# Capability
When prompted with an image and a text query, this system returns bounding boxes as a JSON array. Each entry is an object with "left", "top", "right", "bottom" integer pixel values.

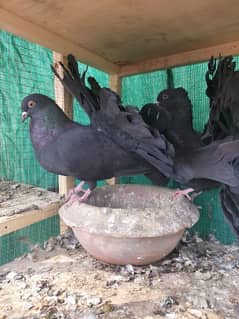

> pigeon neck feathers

[
  {"left": 29, "top": 100, "right": 72, "bottom": 149},
  {"left": 157, "top": 88, "right": 200, "bottom": 148}
]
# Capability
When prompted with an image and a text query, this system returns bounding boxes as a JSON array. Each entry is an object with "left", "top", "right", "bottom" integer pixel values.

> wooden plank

[
  {"left": 0, "top": 203, "right": 61, "bottom": 236},
  {"left": 0, "top": 7, "right": 119, "bottom": 74},
  {"left": 53, "top": 52, "right": 75, "bottom": 234},
  {"left": 3, "top": 1, "right": 239, "bottom": 67},
  {"left": 106, "top": 74, "right": 122, "bottom": 186},
  {"left": 119, "top": 40, "right": 239, "bottom": 77},
  {"left": 53, "top": 53, "right": 74, "bottom": 118}
]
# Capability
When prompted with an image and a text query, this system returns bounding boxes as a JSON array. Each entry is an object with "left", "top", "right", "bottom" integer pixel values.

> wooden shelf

[
  {"left": 1, "top": 1, "right": 239, "bottom": 75},
  {"left": 0, "top": 202, "right": 61, "bottom": 236}
]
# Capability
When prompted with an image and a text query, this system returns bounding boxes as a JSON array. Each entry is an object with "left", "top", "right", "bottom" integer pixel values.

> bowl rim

[
  {"left": 59, "top": 206, "right": 195, "bottom": 239},
  {"left": 59, "top": 184, "right": 199, "bottom": 238}
]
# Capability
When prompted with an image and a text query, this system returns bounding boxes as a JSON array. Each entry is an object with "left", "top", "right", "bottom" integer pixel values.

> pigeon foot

[
  {"left": 65, "top": 181, "right": 91, "bottom": 205},
  {"left": 173, "top": 188, "right": 195, "bottom": 201}
]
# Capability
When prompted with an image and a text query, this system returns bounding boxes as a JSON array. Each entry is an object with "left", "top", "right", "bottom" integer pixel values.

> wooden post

[
  {"left": 53, "top": 52, "right": 75, "bottom": 233},
  {"left": 106, "top": 74, "right": 122, "bottom": 185},
  {"left": 109, "top": 74, "right": 122, "bottom": 95}
]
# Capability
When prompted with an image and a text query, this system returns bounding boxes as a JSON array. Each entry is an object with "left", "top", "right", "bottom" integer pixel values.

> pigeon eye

[
  {"left": 162, "top": 94, "right": 168, "bottom": 100},
  {"left": 28, "top": 100, "right": 36, "bottom": 108}
]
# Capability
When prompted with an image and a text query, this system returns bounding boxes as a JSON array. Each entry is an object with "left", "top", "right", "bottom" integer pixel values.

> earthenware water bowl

[{"left": 59, "top": 184, "right": 199, "bottom": 265}]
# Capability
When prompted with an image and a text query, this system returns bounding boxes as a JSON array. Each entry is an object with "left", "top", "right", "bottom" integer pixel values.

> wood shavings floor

[{"left": 0, "top": 231, "right": 238, "bottom": 319}]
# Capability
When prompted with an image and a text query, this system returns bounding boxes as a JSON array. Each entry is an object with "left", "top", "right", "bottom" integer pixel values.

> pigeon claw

[
  {"left": 64, "top": 181, "right": 91, "bottom": 206},
  {"left": 65, "top": 189, "right": 92, "bottom": 207},
  {"left": 173, "top": 188, "right": 195, "bottom": 201},
  {"left": 65, "top": 181, "right": 85, "bottom": 202}
]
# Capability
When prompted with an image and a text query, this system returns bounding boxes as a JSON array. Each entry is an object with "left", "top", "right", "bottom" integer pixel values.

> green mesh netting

[
  {"left": 0, "top": 29, "right": 237, "bottom": 267},
  {"left": 0, "top": 30, "right": 57, "bottom": 189},
  {"left": 0, "top": 216, "right": 59, "bottom": 266}
]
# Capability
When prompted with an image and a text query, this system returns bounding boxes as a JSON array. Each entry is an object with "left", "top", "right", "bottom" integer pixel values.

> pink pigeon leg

[
  {"left": 65, "top": 181, "right": 86, "bottom": 202},
  {"left": 66, "top": 188, "right": 92, "bottom": 206}
]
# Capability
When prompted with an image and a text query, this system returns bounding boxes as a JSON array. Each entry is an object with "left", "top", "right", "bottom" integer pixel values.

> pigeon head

[
  {"left": 21, "top": 94, "right": 56, "bottom": 122},
  {"left": 157, "top": 88, "right": 189, "bottom": 107},
  {"left": 21, "top": 93, "right": 70, "bottom": 149},
  {"left": 156, "top": 88, "right": 194, "bottom": 133},
  {"left": 157, "top": 88, "right": 192, "bottom": 118},
  {"left": 140, "top": 103, "right": 171, "bottom": 132}
]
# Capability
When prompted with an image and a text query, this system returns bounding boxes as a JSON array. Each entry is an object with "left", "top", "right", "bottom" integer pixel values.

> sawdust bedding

[{"left": 0, "top": 231, "right": 238, "bottom": 319}]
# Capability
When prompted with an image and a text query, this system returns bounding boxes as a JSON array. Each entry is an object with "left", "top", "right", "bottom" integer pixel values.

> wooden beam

[
  {"left": 106, "top": 74, "right": 122, "bottom": 186},
  {"left": 0, "top": 7, "right": 119, "bottom": 74},
  {"left": 53, "top": 52, "right": 75, "bottom": 195},
  {"left": 119, "top": 40, "right": 239, "bottom": 77},
  {"left": 0, "top": 203, "right": 61, "bottom": 236},
  {"left": 53, "top": 52, "right": 75, "bottom": 233},
  {"left": 53, "top": 52, "right": 75, "bottom": 197},
  {"left": 109, "top": 74, "right": 122, "bottom": 94}
]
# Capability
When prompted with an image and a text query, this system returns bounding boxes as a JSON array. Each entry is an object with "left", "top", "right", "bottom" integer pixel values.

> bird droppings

[
  {"left": 0, "top": 230, "right": 238, "bottom": 319},
  {"left": 0, "top": 180, "right": 60, "bottom": 217}
]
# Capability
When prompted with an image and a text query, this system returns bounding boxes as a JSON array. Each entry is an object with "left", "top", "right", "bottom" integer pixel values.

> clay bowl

[{"left": 59, "top": 184, "right": 199, "bottom": 265}]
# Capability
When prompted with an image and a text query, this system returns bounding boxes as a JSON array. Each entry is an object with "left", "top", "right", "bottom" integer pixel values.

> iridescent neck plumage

[{"left": 29, "top": 106, "right": 70, "bottom": 148}]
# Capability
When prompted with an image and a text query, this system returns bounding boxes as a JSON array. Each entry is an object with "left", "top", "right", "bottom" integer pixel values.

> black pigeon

[
  {"left": 203, "top": 55, "right": 239, "bottom": 237},
  {"left": 202, "top": 55, "right": 238, "bottom": 142},
  {"left": 139, "top": 103, "right": 171, "bottom": 134},
  {"left": 21, "top": 92, "right": 175, "bottom": 202},
  {"left": 141, "top": 88, "right": 202, "bottom": 150},
  {"left": 145, "top": 61, "right": 239, "bottom": 238},
  {"left": 155, "top": 88, "right": 236, "bottom": 195},
  {"left": 140, "top": 88, "right": 219, "bottom": 192}
]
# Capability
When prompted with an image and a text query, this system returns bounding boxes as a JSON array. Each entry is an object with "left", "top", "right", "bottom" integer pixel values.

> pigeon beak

[{"left": 21, "top": 111, "right": 29, "bottom": 122}]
